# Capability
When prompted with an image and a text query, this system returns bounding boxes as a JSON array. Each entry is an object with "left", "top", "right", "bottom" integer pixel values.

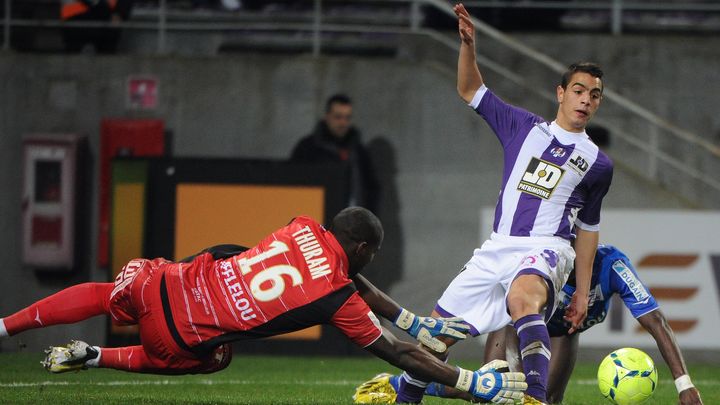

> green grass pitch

[{"left": 0, "top": 352, "right": 717, "bottom": 404}]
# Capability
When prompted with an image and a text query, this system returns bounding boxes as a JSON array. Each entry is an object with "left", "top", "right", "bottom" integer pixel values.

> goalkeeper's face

[{"left": 350, "top": 241, "right": 381, "bottom": 276}]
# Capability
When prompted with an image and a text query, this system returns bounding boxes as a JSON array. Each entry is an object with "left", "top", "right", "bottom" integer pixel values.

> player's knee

[
  {"left": 506, "top": 294, "right": 540, "bottom": 319},
  {"left": 507, "top": 277, "right": 548, "bottom": 318},
  {"left": 198, "top": 344, "right": 233, "bottom": 374},
  {"left": 213, "top": 344, "right": 233, "bottom": 371}
]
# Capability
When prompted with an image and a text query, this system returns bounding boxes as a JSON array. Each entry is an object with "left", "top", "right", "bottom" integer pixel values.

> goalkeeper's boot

[
  {"left": 41, "top": 340, "right": 99, "bottom": 373},
  {"left": 522, "top": 394, "right": 548, "bottom": 405},
  {"left": 353, "top": 373, "right": 398, "bottom": 404}
]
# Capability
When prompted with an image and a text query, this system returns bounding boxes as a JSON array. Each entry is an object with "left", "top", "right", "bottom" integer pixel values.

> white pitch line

[
  {"left": 0, "top": 379, "right": 358, "bottom": 388},
  {"left": 3, "top": 378, "right": 718, "bottom": 389},
  {"left": 575, "top": 379, "right": 720, "bottom": 386}
]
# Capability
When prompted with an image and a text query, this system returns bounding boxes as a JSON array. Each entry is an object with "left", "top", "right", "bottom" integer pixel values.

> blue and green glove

[{"left": 456, "top": 360, "right": 527, "bottom": 404}]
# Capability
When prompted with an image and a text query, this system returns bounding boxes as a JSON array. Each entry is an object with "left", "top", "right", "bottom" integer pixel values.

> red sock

[
  {"left": 99, "top": 345, "right": 232, "bottom": 375},
  {"left": 99, "top": 346, "right": 158, "bottom": 373},
  {"left": 3, "top": 283, "right": 113, "bottom": 336}
]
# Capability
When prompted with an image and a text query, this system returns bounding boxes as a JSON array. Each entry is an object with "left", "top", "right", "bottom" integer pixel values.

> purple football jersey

[{"left": 470, "top": 86, "right": 613, "bottom": 240}]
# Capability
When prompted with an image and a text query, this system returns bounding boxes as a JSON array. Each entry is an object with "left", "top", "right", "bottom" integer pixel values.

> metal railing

[
  {"left": 462, "top": 0, "right": 720, "bottom": 34},
  {"left": 425, "top": 0, "right": 720, "bottom": 194},
  {"left": 2, "top": 0, "right": 719, "bottom": 205},
  {"left": 6, "top": 0, "right": 720, "bottom": 51},
  {"left": 5, "top": 0, "right": 720, "bottom": 49}
]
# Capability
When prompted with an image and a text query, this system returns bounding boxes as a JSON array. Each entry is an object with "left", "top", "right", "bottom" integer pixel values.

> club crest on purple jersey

[{"left": 550, "top": 147, "right": 566, "bottom": 158}]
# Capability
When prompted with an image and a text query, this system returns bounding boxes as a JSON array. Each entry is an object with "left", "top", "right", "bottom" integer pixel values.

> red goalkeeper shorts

[{"left": 108, "top": 258, "right": 232, "bottom": 374}]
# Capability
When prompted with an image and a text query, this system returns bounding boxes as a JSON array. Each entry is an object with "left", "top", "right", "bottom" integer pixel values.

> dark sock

[
  {"left": 514, "top": 314, "right": 551, "bottom": 402},
  {"left": 395, "top": 371, "right": 428, "bottom": 403}
]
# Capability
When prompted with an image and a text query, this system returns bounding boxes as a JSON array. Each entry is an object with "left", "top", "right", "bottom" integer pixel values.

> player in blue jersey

[
  {"left": 355, "top": 4, "right": 613, "bottom": 405},
  {"left": 355, "top": 245, "right": 703, "bottom": 405},
  {"left": 491, "top": 244, "right": 703, "bottom": 405}
]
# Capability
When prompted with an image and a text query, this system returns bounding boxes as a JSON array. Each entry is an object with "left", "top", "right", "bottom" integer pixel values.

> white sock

[
  {"left": 85, "top": 346, "right": 102, "bottom": 368},
  {"left": 0, "top": 318, "right": 8, "bottom": 337}
]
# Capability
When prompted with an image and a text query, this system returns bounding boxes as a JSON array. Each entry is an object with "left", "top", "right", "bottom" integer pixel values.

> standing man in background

[{"left": 291, "top": 94, "right": 381, "bottom": 214}]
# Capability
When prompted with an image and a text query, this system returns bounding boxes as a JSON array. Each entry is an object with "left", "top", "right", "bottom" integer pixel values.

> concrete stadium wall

[{"left": 0, "top": 32, "right": 716, "bottom": 360}]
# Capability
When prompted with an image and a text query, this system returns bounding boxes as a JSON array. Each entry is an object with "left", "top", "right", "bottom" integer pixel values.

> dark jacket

[{"left": 290, "top": 121, "right": 380, "bottom": 213}]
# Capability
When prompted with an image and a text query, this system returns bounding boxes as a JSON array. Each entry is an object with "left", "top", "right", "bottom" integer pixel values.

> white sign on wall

[{"left": 480, "top": 208, "right": 720, "bottom": 349}]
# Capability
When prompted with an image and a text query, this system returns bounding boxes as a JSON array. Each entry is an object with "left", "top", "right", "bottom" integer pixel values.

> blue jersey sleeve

[{"left": 608, "top": 256, "right": 659, "bottom": 318}]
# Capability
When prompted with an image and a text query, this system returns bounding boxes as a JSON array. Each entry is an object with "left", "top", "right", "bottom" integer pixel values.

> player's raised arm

[
  {"left": 454, "top": 3, "right": 484, "bottom": 103},
  {"left": 353, "top": 274, "right": 470, "bottom": 353},
  {"left": 564, "top": 228, "right": 598, "bottom": 333},
  {"left": 637, "top": 310, "right": 703, "bottom": 404}
]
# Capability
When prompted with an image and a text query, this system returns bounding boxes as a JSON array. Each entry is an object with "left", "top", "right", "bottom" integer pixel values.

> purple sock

[
  {"left": 395, "top": 371, "right": 428, "bottom": 403},
  {"left": 514, "top": 314, "right": 551, "bottom": 403}
]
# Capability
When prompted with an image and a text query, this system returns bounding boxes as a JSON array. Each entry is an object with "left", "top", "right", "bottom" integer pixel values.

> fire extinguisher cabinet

[{"left": 22, "top": 133, "right": 86, "bottom": 270}]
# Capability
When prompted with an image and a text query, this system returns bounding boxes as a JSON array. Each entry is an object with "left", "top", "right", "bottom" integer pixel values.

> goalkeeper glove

[
  {"left": 455, "top": 360, "right": 527, "bottom": 404},
  {"left": 393, "top": 308, "right": 471, "bottom": 353}
]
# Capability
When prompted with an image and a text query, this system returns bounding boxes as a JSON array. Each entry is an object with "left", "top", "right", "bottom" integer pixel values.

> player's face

[
  {"left": 359, "top": 242, "right": 379, "bottom": 267},
  {"left": 349, "top": 241, "right": 380, "bottom": 276},
  {"left": 556, "top": 72, "right": 603, "bottom": 132},
  {"left": 324, "top": 103, "right": 353, "bottom": 138}
]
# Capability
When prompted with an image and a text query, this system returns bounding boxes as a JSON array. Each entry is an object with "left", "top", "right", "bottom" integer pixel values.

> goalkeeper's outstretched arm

[
  {"left": 365, "top": 330, "right": 527, "bottom": 404},
  {"left": 353, "top": 274, "right": 471, "bottom": 353},
  {"left": 352, "top": 274, "right": 401, "bottom": 320}
]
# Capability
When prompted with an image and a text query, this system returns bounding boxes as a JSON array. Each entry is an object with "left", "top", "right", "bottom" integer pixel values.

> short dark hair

[
  {"left": 329, "top": 207, "right": 383, "bottom": 248},
  {"left": 325, "top": 93, "right": 352, "bottom": 113},
  {"left": 560, "top": 62, "right": 604, "bottom": 92}
]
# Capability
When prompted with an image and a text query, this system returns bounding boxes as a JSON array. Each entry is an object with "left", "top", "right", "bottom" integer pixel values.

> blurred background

[{"left": 1, "top": 0, "right": 719, "bottom": 362}]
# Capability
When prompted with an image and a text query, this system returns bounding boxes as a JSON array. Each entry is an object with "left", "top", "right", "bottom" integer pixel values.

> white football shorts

[{"left": 435, "top": 232, "right": 575, "bottom": 336}]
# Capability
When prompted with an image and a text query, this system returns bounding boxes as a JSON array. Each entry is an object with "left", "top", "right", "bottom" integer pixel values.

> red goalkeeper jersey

[{"left": 161, "top": 216, "right": 382, "bottom": 354}]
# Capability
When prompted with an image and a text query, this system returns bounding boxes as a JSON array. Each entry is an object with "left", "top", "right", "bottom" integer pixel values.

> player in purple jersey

[
  {"left": 357, "top": 245, "right": 703, "bottom": 404},
  {"left": 355, "top": 4, "right": 613, "bottom": 405}
]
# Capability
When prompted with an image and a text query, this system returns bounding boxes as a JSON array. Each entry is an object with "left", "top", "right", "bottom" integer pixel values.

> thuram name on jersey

[{"left": 292, "top": 225, "right": 332, "bottom": 280}]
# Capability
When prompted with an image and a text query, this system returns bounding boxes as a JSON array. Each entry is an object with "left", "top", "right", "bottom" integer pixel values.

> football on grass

[{"left": 597, "top": 347, "right": 658, "bottom": 405}]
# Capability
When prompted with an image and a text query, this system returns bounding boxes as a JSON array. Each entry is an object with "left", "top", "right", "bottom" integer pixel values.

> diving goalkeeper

[{"left": 1, "top": 207, "right": 526, "bottom": 404}]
